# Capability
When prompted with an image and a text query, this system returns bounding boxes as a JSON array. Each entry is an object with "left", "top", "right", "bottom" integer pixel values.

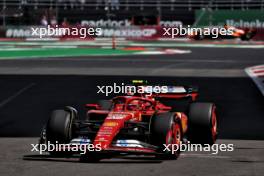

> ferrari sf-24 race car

[
  {"left": 190, "top": 25, "right": 257, "bottom": 41},
  {"left": 39, "top": 81, "right": 218, "bottom": 162}
]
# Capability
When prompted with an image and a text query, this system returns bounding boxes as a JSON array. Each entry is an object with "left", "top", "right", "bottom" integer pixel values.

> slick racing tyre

[
  {"left": 188, "top": 103, "right": 217, "bottom": 145},
  {"left": 151, "top": 112, "right": 182, "bottom": 160},
  {"left": 46, "top": 109, "right": 75, "bottom": 156}
]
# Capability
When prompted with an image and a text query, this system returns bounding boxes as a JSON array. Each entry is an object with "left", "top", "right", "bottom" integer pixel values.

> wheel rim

[
  {"left": 211, "top": 106, "right": 217, "bottom": 142},
  {"left": 166, "top": 123, "right": 181, "bottom": 147}
]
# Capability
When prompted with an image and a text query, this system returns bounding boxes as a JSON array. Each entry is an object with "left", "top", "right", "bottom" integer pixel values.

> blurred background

[{"left": 0, "top": 0, "right": 264, "bottom": 40}]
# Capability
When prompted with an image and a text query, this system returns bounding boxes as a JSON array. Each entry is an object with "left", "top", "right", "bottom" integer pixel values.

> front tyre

[
  {"left": 151, "top": 112, "right": 182, "bottom": 160},
  {"left": 46, "top": 109, "right": 75, "bottom": 156},
  {"left": 188, "top": 103, "right": 217, "bottom": 145}
]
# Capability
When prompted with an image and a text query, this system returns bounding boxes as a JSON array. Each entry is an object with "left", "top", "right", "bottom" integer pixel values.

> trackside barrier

[{"left": 1, "top": 26, "right": 264, "bottom": 41}]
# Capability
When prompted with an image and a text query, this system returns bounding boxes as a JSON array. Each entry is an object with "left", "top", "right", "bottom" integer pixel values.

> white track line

[{"left": 0, "top": 83, "right": 35, "bottom": 108}]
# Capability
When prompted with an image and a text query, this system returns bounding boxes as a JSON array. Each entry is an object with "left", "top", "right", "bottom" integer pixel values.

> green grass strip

[{"left": 0, "top": 48, "right": 137, "bottom": 59}]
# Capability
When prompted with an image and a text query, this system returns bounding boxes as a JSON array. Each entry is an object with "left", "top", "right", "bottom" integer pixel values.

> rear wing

[
  {"left": 129, "top": 80, "right": 199, "bottom": 101},
  {"left": 140, "top": 85, "right": 199, "bottom": 101}
]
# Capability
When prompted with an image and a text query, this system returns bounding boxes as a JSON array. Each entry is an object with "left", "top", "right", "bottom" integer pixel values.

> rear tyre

[
  {"left": 151, "top": 112, "right": 182, "bottom": 160},
  {"left": 46, "top": 109, "right": 75, "bottom": 156},
  {"left": 188, "top": 103, "right": 217, "bottom": 145}
]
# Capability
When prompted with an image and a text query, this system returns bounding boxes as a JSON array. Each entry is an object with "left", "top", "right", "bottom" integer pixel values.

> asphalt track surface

[
  {"left": 0, "top": 47, "right": 263, "bottom": 77},
  {"left": 0, "top": 47, "right": 263, "bottom": 176}
]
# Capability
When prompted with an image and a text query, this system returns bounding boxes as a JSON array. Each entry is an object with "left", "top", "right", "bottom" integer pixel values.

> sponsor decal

[
  {"left": 166, "top": 86, "right": 186, "bottom": 93},
  {"left": 108, "top": 113, "right": 126, "bottom": 119},
  {"left": 226, "top": 19, "right": 264, "bottom": 28},
  {"left": 4, "top": 26, "right": 158, "bottom": 39},
  {"left": 82, "top": 19, "right": 131, "bottom": 27},
  {"left": 114, "top": 140, "right": 143, "bottom": 148},
  {"left": 70, "top": 138, "right": 90, "bottom": 144},
  {"left": 81, "top": 19, "right": 182, "bottom": 27},
  {"left": 5, "top": 26, "right": 101, "bottom": 38},
  {"left": 104, "top": 121, "right": 119, "bottom": 126},
  {"left": 100, "top": 28, "right": 156, "bottom": 37},
  {"left": 6, "top": 28, "right": 33, "bottom": 38},
  {"left": 80, "top": 138, "right": 90, "bottom": 144},
  {"left": 159, "top": 20, "right": 183, "bottom": 27}
]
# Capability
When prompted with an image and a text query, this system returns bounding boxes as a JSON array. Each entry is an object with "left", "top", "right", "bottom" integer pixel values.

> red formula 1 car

[
  {"left": 39, "top": 81, "right": 218, "bottom": 162},
  {"left": 190, "top": 25, "right": 257, "bottom": 41}
]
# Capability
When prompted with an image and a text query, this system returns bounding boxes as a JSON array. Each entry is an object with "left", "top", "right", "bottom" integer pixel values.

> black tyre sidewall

[
  {"left": 188, "top": 103, "right": 216, "bottom": 145},
  {"left": 151, "top": 112, "right": 174, "bottom": 146},
  {"left": 46, "top": 110, "right": 73, "bottom": 144},
  {"left": 151, "top": 112, "right": 181, "bottom": 159}
]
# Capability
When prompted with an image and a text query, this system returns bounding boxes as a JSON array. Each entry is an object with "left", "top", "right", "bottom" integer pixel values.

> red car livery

[{"left": 39, "top": 81, "right": 218, "bottom": 162}]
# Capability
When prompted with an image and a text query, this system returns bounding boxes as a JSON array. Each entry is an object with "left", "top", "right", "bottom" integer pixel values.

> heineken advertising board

[{"left": 195, "top": 10, "right": 264, "bottom": 28}]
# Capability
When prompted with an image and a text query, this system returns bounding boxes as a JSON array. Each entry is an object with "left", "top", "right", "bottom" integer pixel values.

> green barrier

[{"left": 195, "top": 10, "right": 264, "bottom": 28}]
